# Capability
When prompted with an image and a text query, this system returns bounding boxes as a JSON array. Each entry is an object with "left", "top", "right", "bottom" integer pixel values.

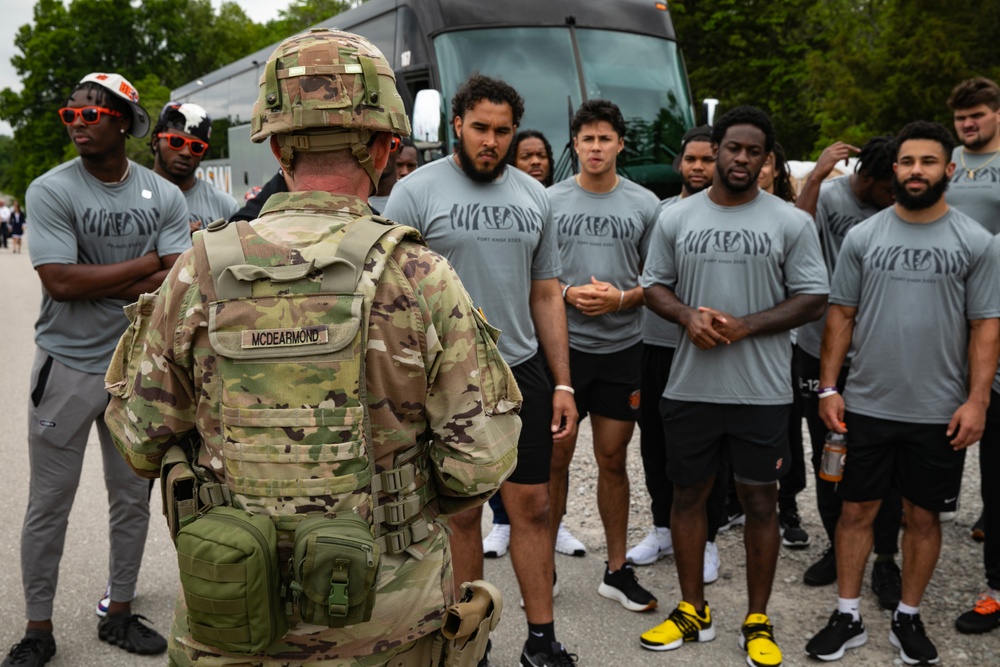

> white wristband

[
  {"left": 817, "top": 389, "right": 839, "bottom": 399},
  {"left": 554, "top": 384, "right": 575, "bottom": 395}
]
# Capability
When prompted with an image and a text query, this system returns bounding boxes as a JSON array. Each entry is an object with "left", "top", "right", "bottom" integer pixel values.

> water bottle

[{"left": 818, "top": 428, "right": 847, "bottom": 483}]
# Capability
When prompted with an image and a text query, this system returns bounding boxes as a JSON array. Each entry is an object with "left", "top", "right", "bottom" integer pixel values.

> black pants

[
  {"left": 778, "top": 345, "right": 807, "bottom": 510},
  {"left": 981, "top": 390, "right": 1000, "bottom": 589},
  {"left": 796, "top": 346, "right": 900, "bottom": 554},
  {"left": 639, "top": 344, "right": 725, "bottom": 538}
]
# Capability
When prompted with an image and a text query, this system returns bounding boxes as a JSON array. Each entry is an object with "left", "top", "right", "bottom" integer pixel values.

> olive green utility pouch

[
  {"left": 160, "top": 445, "right": 198, "bottom": 541},
  {"left": 176, "top": 506, "right": 287, "bottom": 654},
  {"left": 290, "top": 515, "right": 380, "bottom": 627}
]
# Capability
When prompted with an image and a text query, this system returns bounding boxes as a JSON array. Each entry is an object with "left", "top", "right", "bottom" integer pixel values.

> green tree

[
  {"left": 0, "top": 135, "right": 15, "bottom": 193},
  {"left": 262, "top": 0, "right": 354, "bottom": 42},
  {"left": 0, "top": 0, "right": 268, "bottom": 200},
  {"left": 805, "top": 0, "right": 1000, "bottom": 152},
  {"left": 670, "top": 0, "right": 820, "bottom": 158}
]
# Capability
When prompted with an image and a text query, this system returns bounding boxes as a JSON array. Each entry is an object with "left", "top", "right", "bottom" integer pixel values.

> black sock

[{"left": 526, "top": 621, "right": 556, "bottom": 654}]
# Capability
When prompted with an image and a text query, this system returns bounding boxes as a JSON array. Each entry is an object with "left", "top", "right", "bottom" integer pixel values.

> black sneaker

[
  {"left": 971, "top": 514, "right": 986, "bottom": 542},
  {"left": 597, "top": 563, "right": 657, "bottom": 612},
  {"left": 520, "top": 641, "right": 578, "bottom": 667},
  {"left": 806, "top": 610, "right": 867, "bottom": 660},
  {"left": 871, "top": 560, "right": 902, "bottom": 610},
  {"left": 889, "top": 612, "right": 939, "bottom": 665},
  {"left": 955, "top": 591, "right": 1000, "bottom": 634},
  {"left": 1, "top": 631, "right": 56, "bottom": 667},
  {"left": 97, "top": 613, "right": 167, "bottom": 655},
  {"left": 779, "top": 509, "right": 811, "bottom": 548},
  {"left": 803, "top": 547, "right": 837, "bottom": 586}
]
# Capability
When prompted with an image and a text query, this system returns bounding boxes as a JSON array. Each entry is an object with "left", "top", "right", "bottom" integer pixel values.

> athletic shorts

[
  {"left": 662, "top": 399, "right": 791, "bottom": 486},
  {"left": 569, "top": 342, "right": 642, "bottom": 422},
  {"left": 839, "top": 411, "right": 965, "bottom": 512},
  {"left": 507, "top": 351, "right": 554, "bottom": 485}
]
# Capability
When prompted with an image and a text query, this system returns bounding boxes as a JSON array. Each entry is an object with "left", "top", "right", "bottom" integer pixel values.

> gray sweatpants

[{"left": 22, "top": 349, "right": 151, "bottom": 621}]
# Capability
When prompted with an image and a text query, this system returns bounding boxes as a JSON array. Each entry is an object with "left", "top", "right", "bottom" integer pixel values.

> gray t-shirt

[
  {"left": 948, "top": 147, "right": 1000, "bottom": 234},
  {"left": 641, "top": 190, "right": 829, "bottom": 404},
  {"left": 832, "top": 207, "right": 1000, "bottom": 422},
  {"left": 949, "top": 147, "right": 1000, "bottom": 394},
  {"left": 642, "top": 196, "right": 682, "bottom": 348},
  {"left": 383, "top": 157, "right": 561, "bottom": 366},
  {"left": 549, "top": 176, "right": 658, "bottom": 352},
  {"left": 797, "top": 175, "right": 882, "bottom": 360},
  {"left": 184, "top": 178, "right": 238, "bottom": 230},
  {"left": 27, "top": 158, "right": 192, "bottom": 374}
]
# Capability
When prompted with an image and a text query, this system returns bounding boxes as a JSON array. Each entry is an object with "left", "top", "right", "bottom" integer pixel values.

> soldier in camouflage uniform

[{"left": 104, "top": 29, "right": 520, "bottom": 666}]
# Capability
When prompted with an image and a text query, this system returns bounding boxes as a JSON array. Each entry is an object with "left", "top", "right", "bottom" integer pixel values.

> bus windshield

[{"left": 434, "top": 27, "right": 693, "bottom": 196}]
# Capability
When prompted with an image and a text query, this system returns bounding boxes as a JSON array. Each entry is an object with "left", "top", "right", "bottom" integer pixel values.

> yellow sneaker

[
  {"left": 639, "top": 600, "right": 715, "bottom": 651},
  {"left": 740, "top": 613, "right": 782, "bottom": 667}
]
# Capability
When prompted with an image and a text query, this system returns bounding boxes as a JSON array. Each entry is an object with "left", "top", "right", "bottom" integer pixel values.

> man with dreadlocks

[
  {"left": 794, "top": 137, "right": 902, "bottom": 605},
  {"left": 2, "top": 72, "right": 190, "bottom": 667}
]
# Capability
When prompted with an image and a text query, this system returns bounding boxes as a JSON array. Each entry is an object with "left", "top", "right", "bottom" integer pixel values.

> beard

[
  {"left": 963, "top": 133, "right": 991, "bottom": 151},
  {"left": 718, "top": 165, "right": 760, "bottom": 194},
  {"left": 892, "top": 173, "right": 949, "bottom": 211},
  {"left": 683, "top": 175, "right": 710, "bottom": 195},
  {"left": 456, "top": 134, "right": 507, "bottom": 183}
]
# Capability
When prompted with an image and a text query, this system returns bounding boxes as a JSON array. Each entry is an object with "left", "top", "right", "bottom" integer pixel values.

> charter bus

[{"left": 171, "top": 0, "right": 698, "bottom": 198}]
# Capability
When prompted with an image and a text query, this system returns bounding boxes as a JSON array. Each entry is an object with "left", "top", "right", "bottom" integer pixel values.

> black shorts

[
  {"left": 662, "top": 399, "right": 790, "bottom": 486},
  {"left": 569, "top": 342, "right": 642, "bottom": 422},
  {"left": 839, "top": 411, "right": 965, "bottom": 512},
  {"left": 508, "top": 351, "right": 554, "bottom": 485}
]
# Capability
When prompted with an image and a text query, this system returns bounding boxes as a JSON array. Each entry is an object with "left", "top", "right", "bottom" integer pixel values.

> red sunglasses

[
  {"left": 158, "top": 133, "right": 209, "bottom": 156},
  {"left": 58, "top": 106, "right": 122, "bottom": 125},
  {"left": 389, "top": 135, "right": 402, "bottom": 152}
]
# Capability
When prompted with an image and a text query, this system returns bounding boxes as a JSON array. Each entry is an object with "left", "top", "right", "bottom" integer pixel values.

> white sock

[
  {"left": 837, "top": 597, "right": 861, "bottom": 621},
  {"left": 895, "top": 601, "right": 920, "bottom": 618}
]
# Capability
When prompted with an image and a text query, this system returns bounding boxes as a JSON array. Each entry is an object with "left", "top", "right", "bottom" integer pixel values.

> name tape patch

[{"left": 242, "top": 325, "right": 329, "bottom": 349}]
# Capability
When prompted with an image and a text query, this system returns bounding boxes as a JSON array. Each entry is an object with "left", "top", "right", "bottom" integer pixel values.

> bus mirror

[
  {"left": 413, "top": 88, "right": 443, "bottom": 149},
  {"left": 702, "top": 98, "right": 720, "bottom": 126}
]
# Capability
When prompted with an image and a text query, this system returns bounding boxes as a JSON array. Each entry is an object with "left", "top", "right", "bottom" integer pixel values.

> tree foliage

[
  {"left": 0, "top": 0, "right": 359, "bottom": 199},
  {"left": 674, "top": 0, "right": 1000, "bottom": 158},
  {"left": 4, "top": 0, "right": 1000, "bottom": 198}
]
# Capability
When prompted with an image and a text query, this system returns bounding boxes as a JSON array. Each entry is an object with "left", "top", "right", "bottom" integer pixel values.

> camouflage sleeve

[
  {"left": 105, "top": 249, "right": 202, "bottom": 478},
  {"left": 391, "top": 242, "right": 521, "bottom": 515}
]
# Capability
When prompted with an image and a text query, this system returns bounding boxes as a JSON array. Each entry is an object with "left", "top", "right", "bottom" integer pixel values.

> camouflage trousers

[
  {"left": 167, "top": 586, "right": 442, "bottom": 667},
  {"left": 167, "top": 522, "right": 454, "bottom": 666},
  {"left": 168, "top": 633, "right": 440, "bottom": 667}
]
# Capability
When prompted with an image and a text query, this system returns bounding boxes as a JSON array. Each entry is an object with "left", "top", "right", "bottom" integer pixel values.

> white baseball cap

[{"left": 78, "top": 72, "right": 151, "bottom": 138}]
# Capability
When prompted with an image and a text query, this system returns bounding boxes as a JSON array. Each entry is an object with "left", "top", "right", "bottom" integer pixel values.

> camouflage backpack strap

[
  {"left": 321, "top": 214, "right": 398, "bottom": 292},
  {"left": 202, "top": 219, "right": 252, "bottom": 300}
]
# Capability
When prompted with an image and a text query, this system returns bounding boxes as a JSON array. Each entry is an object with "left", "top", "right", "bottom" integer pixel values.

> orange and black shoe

[{"left": 956, "top": 591, "right": 1000, "bottom": 634}]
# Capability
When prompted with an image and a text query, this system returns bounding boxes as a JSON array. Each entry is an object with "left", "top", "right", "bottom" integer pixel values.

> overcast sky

[{"left": 0, "top": 0, "right": 283, "bottom": 135}]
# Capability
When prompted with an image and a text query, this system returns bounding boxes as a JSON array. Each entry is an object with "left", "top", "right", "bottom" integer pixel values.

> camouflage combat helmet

[{"left": 251, "top": 28, "right": 411, "bottom": 191}]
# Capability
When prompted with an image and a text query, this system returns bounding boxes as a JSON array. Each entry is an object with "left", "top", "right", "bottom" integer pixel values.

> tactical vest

[{"left": 180, "top": 216, "right": 433, "bottom": 645}]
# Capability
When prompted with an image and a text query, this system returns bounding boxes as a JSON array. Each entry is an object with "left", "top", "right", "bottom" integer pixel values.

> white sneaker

[
  {"left": 703, "top": 541, "right": 720, "bottom": 584},
  {"left": 483, "top": 523, "right": 510, "bottom": 558},
  {"left": 555, "top": 522, "right": 586, "bottom": 557},
  {"left": 627, "top": 527, "right": 673, "bottom": 565}
]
